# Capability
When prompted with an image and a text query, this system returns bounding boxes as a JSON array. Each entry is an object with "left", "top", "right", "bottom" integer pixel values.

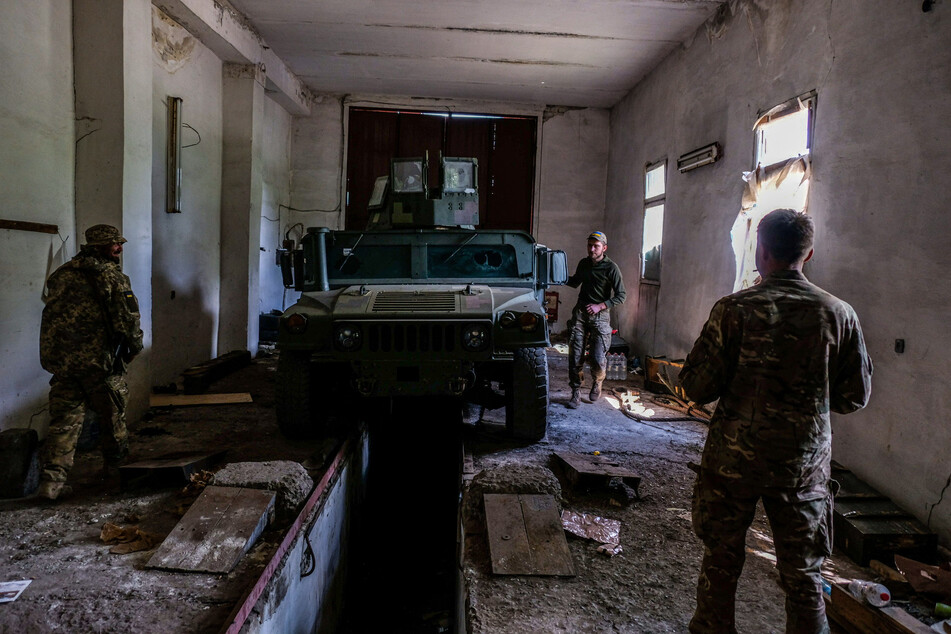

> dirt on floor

[
  {"left": 457, "top": 344, "right": 879, "bottom": 634},
  {"left": 0, "top": 349, "right": 330, "bottom": 634},
  {"left": 0, "top": 344, "right": 936, "bottom": 634}
]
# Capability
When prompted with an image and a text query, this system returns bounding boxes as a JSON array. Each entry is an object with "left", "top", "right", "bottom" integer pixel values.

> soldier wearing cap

[
  {"left": 37, "top": 224, "right": 143, "bottom": 501},
  {"left": 680, "top": 209, "right": 872, "bottom": 633},
  {"left": 565, "top": 230, "right": 626, "bottom": 408}
]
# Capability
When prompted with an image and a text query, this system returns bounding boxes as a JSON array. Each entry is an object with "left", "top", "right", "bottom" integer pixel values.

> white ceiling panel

[{"left": 226, "top": 0, "right": 723, "bottom": 108}]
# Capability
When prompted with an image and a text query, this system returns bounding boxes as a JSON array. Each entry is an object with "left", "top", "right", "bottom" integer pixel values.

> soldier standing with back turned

[
  {"left": 680, "top": 209, "right": 873, "bottom": 633},
  {"left": 37, "top": 224, "right": 143, "bottom": 501}
]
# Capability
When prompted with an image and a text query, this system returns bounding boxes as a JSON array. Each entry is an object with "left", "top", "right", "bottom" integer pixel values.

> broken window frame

[
  {"left": 731, "top": 92, "right": 816, "bottom": 291},
  {"left": 641, "top": 159, "right": 666, "bottom": 284},
  {"left": 752, "top": 91, "right": 816, "bottom": 171}
]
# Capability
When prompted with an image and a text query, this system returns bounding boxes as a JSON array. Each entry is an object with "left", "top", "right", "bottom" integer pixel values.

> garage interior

[{"left": 1, "top": 1, "right": 950, "bottom": 632}]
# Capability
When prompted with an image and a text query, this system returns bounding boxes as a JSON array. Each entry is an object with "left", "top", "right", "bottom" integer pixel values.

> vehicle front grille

[
  {"left": 371, "top": 291, "right": 457, "bottom": 313},
  {"left": 366, "top": 322, "right": 458, "bottom": 353}
]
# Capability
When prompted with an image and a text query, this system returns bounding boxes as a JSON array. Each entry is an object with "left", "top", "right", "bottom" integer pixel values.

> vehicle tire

[
  {"left": 505, "top": 347, "right": 549, "bottom": 441},
  {"left": 275, "top": 349, "right": 323, "bottom": 439}
]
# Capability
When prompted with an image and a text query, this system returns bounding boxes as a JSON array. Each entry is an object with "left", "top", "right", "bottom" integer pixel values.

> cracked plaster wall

[{"left": 605, "top": 0, "right": 951, "bottom": 541}]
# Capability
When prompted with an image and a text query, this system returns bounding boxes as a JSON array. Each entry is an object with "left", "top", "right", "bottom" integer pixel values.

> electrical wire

[{"left": 181, "top": 123, "right": 201, "bottom": 148}]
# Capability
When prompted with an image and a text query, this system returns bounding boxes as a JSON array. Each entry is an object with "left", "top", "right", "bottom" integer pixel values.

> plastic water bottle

[
  {"left": 847, "top": 579, "right": 891, "bottom": 607},
  {"left": 611, "top": 353, "right": 621, "bottom": 380},
  {"left": 619, "top": 353, "right": 627, "bottom": 380}
]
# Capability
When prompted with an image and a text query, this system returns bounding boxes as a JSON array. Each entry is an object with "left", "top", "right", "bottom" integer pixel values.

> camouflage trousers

[
  {"left": 690, "top": 472, "right": 834, "bottom": 634},
  {"left": 39, "top": 372, "right": 129, "bottom": 485},
  {"left": 567, "top": 306, "right": 612, "bottom": 388}
]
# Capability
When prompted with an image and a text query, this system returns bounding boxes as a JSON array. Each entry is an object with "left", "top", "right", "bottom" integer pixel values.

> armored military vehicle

[{"left": 276, "top": 155, "right": 567, "bottom": 441}]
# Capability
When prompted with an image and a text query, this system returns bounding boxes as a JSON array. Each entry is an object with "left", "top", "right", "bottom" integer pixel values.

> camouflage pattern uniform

[
  {"left": 566, "top": 255, "right": 625, "bottom": 390},
  {"left": 38, "top": 225, "right": 143, "bottom": 498},
  {"left": 680, "top": 269, "right": 872, "bottom": 634}
]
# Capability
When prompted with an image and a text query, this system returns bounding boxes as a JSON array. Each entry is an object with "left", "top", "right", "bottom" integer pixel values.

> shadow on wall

[{"left": 151, "top": 276, "right": 217, "bottom": 387}]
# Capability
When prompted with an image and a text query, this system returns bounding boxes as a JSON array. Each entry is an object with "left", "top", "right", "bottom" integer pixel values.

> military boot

[
  {"left": 589, "top": 381, "right": 602, "bottom": 402},
  {"left": 36, "top": 480, "right": 72, "bottom": 501},
  {"left": 567, "top": 388, "right": 581, "bottom": 409}
]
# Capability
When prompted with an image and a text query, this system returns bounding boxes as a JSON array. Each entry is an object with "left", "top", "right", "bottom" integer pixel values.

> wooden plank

[
  {"left": 554, "top": 451, "right": 641, "bottom": 495},
  {"left": 485, "top": 494, "right": 534, "bottom": 574},
  {"left": 825, "top": 582, "right": 933, "bottom": 634},
  {"left": 0, "top": 219, "right": 58, "bottom": 234},
  {"left": 147, "top": 486, "right": 275, "bottom": 574},
  {"left": 149, "top": 393, "right": 253, "bottom": 407},
  {"left": 484, "top": 494, "right": 574, "bottom": 576},
  {"left": 119, "top": 450, "right": 226, "bottom": 487},
  {"left": 519, "top": 495, "right": 575, "bottom": 576}
]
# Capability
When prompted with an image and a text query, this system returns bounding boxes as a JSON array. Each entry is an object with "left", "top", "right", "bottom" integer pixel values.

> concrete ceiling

[{"left": 224, "top": 0, "right": 724, "bottom": 109}]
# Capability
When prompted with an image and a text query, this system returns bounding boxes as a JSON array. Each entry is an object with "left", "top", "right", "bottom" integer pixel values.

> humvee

[{"left": 276, "top": 155, "right": 567, "bottom": 441}]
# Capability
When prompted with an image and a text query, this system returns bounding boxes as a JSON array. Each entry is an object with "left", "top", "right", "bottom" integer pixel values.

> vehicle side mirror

[{"left": 548, "top": 250, "right": 568, "bottom": 285}]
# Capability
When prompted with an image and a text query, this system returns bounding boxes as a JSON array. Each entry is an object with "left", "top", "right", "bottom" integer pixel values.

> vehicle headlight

[
  {"left": 499, "top": 311, "right": 518, "bottom": 328},
  {"left": 461, "top": 323, "right": 490, "bottom": 351},
  {"left": 284, "top": 313, "right": 308, "bottom": 335},
  {"left": 518, "top": 312, "right": 540, "bottom": 332},
  {"left": 333, "top": 323, "right": 362, "bottom": 351}
]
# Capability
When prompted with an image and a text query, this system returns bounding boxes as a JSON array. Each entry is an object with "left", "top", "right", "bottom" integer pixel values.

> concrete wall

[
  {"left": 536, "top": 108, "right": 611, "bottom": 333},
  {"left": 258, "top": 98, "right": 293, "bottom": 316},
  {"left": 0, "top": 2, "right": 75, "bottom": 432},
  {"left": 151, "top": 6, "right": 223, "bottom": 385},
  {"left": 605, "top": 0, "right": 951, "bottom": 541}
]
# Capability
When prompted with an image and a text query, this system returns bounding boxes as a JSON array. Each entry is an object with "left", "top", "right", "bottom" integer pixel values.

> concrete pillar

[
  {"left": 73, "top": 0, "right": 153, "bottom": 422},
  {"left": 218, "top": 63, "right": 264, "bottom": 355}
]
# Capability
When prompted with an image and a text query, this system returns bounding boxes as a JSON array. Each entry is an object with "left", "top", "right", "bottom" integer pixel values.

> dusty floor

[
  {"left": 459, "top": 345, "right": 868, "bottom": 634},
  {"left": 0, "top": 346, "right": 919, "bottom": 633},
  {"left": 0, "top": 350, "right": 329, "bottom": 633}
]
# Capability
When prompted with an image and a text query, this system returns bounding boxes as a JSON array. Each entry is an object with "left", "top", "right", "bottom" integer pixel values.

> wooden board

[
  {"left": 119, "top": 450, "right": 226, "bottom": 488},
  {"left": 831, "top": 463, "right": 937, "bottom": 566},
  {"left": 149, "top": 393, "right": 253, "bottom": 407},
  {"left": 824, "top": 581, "right": 933, "bottom": 634},
  {"left": 147, "top": 486, "right": 275, "bottom": 574},
  {"left": 484, "top": 494, "right": 575, "bottom": 576},
  {"left": 554, "top": 451, "right": 641, "bottom": 496}
]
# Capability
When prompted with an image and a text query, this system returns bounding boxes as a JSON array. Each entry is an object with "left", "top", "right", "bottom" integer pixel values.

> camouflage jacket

[
  {"left": 679, "top": 270, "right": 872, "bottom": 494},
  {"left": 40, "top": 247, "right": 144, "bottom": 377}
]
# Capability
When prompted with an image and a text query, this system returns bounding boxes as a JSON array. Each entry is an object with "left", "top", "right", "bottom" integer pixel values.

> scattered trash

[
  {"left": 597, "top": 543, "right": 623, "bottom": 557},
  {"left": 847, "top": 579, "right": 891, "bottom": 607},
  {"left": 895, "top": 555, "right": 951, "bottom": 602},
  {"left": 0, "top": 579, "right": 31, "bottom": 603},
  {"left": 932, "top": 618, "right": 951, "bottom": 634},
  {"left": 561, "top": 509, "right": 620, "bottom": 547},
  {"left": 99, "top": 522, "right": 158, "bottom": 554}
]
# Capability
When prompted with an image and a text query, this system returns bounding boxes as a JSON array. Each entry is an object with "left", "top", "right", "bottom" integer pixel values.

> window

[
  {"left": 731, "top": 93, "right": 815, "bottom": 291},
  {"left": 642, "top": 160, "right": 666, "bottom": 282}
]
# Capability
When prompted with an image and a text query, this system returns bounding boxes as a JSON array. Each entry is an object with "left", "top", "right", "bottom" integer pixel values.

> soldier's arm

[
  {"left": 830, "top": 311, "right": 873, "bottom": 414},
  {"left": 679, "top": 300, "right": 734, "bottom": 405},
  {"left": 565, "top": 260, "right": 584, "bottom": 289},
  {"left": 606, "top": 264, "right": 626, "bottom": 307},
  {"left": 107, "top": 269, "right": 144, "bottom": 357}
]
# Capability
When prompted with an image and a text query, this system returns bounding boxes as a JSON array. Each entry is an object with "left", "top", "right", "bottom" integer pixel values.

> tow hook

[
  {"left": 354, "top": 378, "right": 375, "bottom": 396},
  {"left": 448, "top": 377, "right": 469, "bottom": 395}
]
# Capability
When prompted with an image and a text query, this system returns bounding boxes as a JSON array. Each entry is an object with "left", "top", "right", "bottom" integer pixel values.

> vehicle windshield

[{"left": 311, "top": 229, "right": 535, "bottom": 287}]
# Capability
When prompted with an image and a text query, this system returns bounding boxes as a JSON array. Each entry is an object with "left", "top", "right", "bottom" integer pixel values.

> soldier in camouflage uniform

[
  {"left": 37, "top": 224, "right": 144, "bottom": 501},
  {"left": 565, "top": 231, "right": 626, "bottom": 409},
  {"left": 680, "top": 209, "right": 872, "bottom": 634}
]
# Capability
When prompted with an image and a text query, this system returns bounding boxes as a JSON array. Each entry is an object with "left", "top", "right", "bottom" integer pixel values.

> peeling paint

[
  {"left": 337, "top": 51, "right": 597, "bottom": 68},
  {"left": 367, "top": 23, "right": 624, "bottom": 41},
  {"left": 152, "top": 6, "right": 197, "bottom": 73}
]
